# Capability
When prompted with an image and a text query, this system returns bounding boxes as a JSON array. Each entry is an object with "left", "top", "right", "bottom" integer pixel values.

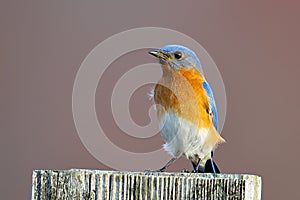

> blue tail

[{"left": 205, "top": 158, "right": 220, "bottom": 173}]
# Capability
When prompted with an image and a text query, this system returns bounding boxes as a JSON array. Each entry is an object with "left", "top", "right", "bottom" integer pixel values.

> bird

[{"left": 148, "top": 45, "right": 225, "bottom": 173}]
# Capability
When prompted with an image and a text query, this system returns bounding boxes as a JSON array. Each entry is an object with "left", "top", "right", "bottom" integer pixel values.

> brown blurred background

[{"left": 1, "top": 0, "right": 300, "bottom": 199}]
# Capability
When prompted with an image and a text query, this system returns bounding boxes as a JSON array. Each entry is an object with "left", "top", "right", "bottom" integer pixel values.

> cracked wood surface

[{"left": 31, "top": 169, "right": 261, "bottom": 200}]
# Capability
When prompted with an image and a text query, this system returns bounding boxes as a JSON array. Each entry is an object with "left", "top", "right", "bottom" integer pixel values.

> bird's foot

[
  {"left": 180, "top": 168, "right": 192, "bottom": 173},
  {"left": 144, "top": 168, "right": 166, "bottom": 175}
]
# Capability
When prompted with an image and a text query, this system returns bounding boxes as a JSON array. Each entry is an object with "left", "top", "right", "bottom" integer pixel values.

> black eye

[{"left": 174, "top": 51, "right": 183, "bottom": 60}]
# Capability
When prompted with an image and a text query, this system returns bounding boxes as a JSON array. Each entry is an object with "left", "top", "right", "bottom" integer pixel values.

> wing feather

[{"left": 202, "top": 81, "right": 219, "bottom": 132}]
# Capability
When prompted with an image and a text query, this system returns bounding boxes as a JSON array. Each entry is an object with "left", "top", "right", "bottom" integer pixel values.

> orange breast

[{"left": 154, "top": 66, "right": 211, "bottom": 129}]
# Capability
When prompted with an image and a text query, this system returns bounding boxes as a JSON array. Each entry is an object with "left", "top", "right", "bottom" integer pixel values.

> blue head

[{"left": 149, "top": 45, "right": 204, "bottom": 74}]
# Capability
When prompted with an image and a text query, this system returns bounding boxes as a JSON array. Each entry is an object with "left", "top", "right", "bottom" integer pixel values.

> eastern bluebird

[{"left": 149, "top": 45, "right": 225, "bottom": 173}]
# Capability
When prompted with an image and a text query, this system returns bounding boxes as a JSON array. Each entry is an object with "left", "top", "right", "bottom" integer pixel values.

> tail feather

[{"left": 205, "top": 159, "right": 220, "bottom": 173}]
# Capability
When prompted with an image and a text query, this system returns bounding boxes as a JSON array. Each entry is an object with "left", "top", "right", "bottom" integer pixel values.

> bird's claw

[
  {"left": 181, "top": 169, "right": 191, "bottom": 173},
  {"left": 144, "top": 168, "right": 165, "bottom": 175}
]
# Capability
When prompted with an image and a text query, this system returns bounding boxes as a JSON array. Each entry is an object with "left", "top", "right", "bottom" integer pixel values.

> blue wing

[
  {"left": 202, "top": 81, "right": 219, "bottom": 132},
  {"left": 202, "top": 80, "right": 220, "bottom": 174}
]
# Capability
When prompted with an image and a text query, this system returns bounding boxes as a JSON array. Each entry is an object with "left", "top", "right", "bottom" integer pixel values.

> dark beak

[{"left": 148, "top": 49, "right": 169, "bottom": 60}]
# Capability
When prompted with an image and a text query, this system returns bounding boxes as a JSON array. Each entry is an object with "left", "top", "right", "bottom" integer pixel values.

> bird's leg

[
  {"left": 194, "top": 159, "right": 202, "bottom": 172},
  {"left": 144, "top": 157, "right": 177, "bottom": 174},
  {"left": 193, "top": 153, "right": 211, "bottom": 173},
  {"left": 192, "top": 158, "right": 206, "bottom": 173},
  {"left": 158, "top": 157, "right": 177, "bottom": 172}
]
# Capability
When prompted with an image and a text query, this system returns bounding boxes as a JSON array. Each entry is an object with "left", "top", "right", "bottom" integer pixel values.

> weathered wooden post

[{"left": 31, "top": 169, "right": 261, "bottom": 200}]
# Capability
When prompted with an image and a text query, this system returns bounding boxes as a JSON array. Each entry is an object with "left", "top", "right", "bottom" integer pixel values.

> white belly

[{"left": 159, "top": 110, "right": 213, "bottom": 160}]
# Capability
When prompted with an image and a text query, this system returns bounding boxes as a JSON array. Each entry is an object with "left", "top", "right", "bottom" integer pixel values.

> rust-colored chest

[{"left": 154, "top": 66, "right": 211, "bottom": 129}]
